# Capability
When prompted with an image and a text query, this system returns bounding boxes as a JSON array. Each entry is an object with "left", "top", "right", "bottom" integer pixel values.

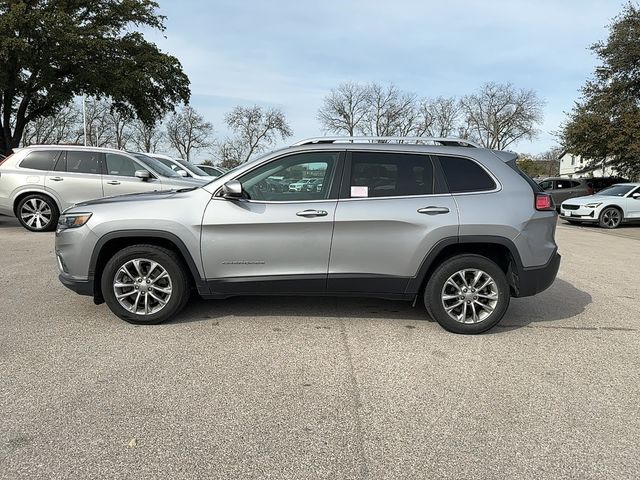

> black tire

[
  {"left": 424, "top": 254, "right": 510, "bottom": 334},
  {"left": 16, "top": 194, "right": 59, "bottom": 232},
  {"left": 101, "top": 244, "right": 191, "bottom": 325},
  {"left": 599, "top": 207, "right": 622, "bottom": 229}
]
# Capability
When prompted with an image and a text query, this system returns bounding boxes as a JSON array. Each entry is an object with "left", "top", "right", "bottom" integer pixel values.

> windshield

[
  {"left": 597, "top": 185, "right": 634, "bottom": 197},
  {"left": 134, "top": 154, "right": 180, "bottom": 178},
  {"left": 175, "top": 159, "right": 208, "bottom": 176}
]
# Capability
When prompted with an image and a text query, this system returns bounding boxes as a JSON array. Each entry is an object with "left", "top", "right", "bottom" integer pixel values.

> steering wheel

[{"left": 248, "top": 185, "right": 265, "bottom": 201}]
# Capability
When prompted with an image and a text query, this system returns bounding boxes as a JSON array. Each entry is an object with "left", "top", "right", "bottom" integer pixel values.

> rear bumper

[
  {"left": 512, "top": 252, "right": 561, "bottom": 297},
  {"left": 58, "top": 273, "right": 94, "bottom": 297}
]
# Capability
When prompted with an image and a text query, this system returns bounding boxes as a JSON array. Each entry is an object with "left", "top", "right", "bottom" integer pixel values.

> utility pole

[{"left": 82, "top": 94, "right": 87, "bottom": 146}]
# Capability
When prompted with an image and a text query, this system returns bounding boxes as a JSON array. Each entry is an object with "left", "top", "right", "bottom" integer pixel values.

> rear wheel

[
  {"left": 599, "top": 207, "right": 622, "bottom": 229},
  {"left": 101, "top": 244, "right": 190, "bottom": 324},
  {"left": 424, "top": 254, "right": 510, "bottom": 334},
  {"left": 16, "top": 194, "right": 59, "bottom": 232}
]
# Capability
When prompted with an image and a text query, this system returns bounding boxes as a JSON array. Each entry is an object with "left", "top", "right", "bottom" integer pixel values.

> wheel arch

[
  {"left": 13, "top": 189, "right": 61, "bottom": 216},
  {"left": 406, "top": 236, "right": 524, "bottom": 297},
  {"left": 89, "top": 230, "right": 208, "bottom": 303},
  {"left": 601, "top": 204, "right": 624, "bottom": 216}
]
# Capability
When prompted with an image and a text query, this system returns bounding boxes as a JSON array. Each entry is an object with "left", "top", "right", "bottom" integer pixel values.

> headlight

[
  {"left": 584, "top": 203, "right": 602, "bottom": 208},
  {"left": 58, "top": 213, "right": 92, "bottom": 229}
]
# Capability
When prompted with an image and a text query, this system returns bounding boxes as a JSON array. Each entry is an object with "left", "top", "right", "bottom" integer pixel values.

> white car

[
  {"left": 196, "top": 164, "right": 227, "bottom": 177},
  {"left": 147, "top": 154, "right": 211, "bottom": 181},
  {"left": 288, "top": 179, "right": 312, "bottom": 192},
  {"left": 560, "top": 183, "right": 640, "bottom": 229}
]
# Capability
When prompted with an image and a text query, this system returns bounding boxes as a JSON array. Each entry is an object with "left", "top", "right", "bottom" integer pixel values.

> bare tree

[
  {"left": 215, "top": 137, "right": 247, "bottom": 169},
  {"left": 318, "top": 83, "right": 461, "bottom": 139},
  {"left": 83, "top": 97, "right": 115, "bottom": 147},
  {"left": 459, "top": 82, "right": 544, "bottom": 150},
  {"left": 416, "top": 97, "right": 462, "bottom": 137},
  {"left": 107, "top": 109, "right": 133, "bottom": 150},
  {"left": 317, "top": 82, "right": 370, "bottom": 136},
  {"left": 216, "top": 105, "right": 292, "bottom": 168},
  {"left": 131, "top": 119, "right": 165, "bottom": 153},
  {"left": 361, "top": 83, "right": 417, "bottom": 137},
  {"left": 166, "top": 105, "right": 213, "bottom": 161},
  {"left": 21, "top": 102, "right": 83, "bottom": 146}
]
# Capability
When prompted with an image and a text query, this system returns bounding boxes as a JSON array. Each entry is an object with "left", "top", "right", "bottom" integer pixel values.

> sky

[{"left": 147, "top": 0, "right": 625, "bottom": 157}]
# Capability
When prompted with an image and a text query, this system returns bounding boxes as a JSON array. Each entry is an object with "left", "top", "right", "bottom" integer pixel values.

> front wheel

[
  {"left": 101, "top": 244, "right": 191, "bottom": 324},
  {"left": 599, "top": 207, "right": 622, "bottom": 229},
  {"left": 424, "top": 254, "right": 510, "bottom": 334}
]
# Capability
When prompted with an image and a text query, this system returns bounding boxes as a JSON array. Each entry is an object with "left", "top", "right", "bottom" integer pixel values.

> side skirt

[{"left": 202, "top": 274, "right": 413, "bottom": 301}]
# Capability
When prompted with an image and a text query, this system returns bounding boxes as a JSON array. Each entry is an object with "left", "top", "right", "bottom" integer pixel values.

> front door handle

[
  {"left": 50, "top": 177, "right": 64, "bottom": 182},
  {"left": 107, "top": 181, "right": 121, "bottom": 185},
  {"left": 296, "top": 209, "right": 328, "bottom": 218},
  {"left": 417, "top": 206, "right": 450, "bottom": 215}
]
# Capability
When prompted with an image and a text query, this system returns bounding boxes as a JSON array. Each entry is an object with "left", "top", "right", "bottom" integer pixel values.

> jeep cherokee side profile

[{"left": 55, "top": 137, "right": 560, "bottom": 334}]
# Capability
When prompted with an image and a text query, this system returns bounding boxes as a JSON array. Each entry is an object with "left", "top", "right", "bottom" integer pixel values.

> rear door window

[
  {"left": 555, "top": 180, "right": 573, "bottom": 189},
  {"left": 65, "top": 151, "right": 102, "bottom": 174},
  {"left": 348, "top": 152, "right": 434, "bottom": 198},
  {"left": 439, "top": 156, "right": 496, "bottom": 193},
  {"left": 19, "top": 150, "right": 60, "bottom": 171}
]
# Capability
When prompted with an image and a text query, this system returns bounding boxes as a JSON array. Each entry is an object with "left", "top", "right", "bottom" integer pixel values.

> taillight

[{"left": 535, "top": 193, "right": 554, "bottom": 211}]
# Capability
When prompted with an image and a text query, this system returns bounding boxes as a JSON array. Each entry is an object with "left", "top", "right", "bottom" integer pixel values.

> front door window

[{"left": 238, "top": 152, "right": 339, "bottom": 202}]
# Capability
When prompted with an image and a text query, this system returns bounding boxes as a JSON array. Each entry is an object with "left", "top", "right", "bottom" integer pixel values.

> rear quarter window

[
  {"left": 439, "top": 156, "right": 496, "bottom": 193},
  {"left": 19, "top": 150, "right": 60, "bottom": 171}
]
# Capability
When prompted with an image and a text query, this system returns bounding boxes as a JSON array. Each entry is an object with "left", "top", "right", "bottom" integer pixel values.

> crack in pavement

[
  {"left": 339, "top": 319, "right": 370, "bottom": 480},
  {"left": 497, "top": 324, "right": 637, "bottom": 332}
]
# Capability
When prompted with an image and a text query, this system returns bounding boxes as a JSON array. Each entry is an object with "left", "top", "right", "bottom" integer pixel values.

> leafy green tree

[
  {"left": 0, "top": 0, "right": 190, "bottom": 155},
  {"left": 517, "top": 156, "right": 548, "bottom": 178},
  {"left": 562, "top": 3, "right": 640, "bottom": 179}
]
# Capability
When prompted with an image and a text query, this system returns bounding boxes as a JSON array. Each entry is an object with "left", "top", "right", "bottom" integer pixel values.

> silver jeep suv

[
  {"left": 55, "top": 137, "right": 561, "bottom": 334},
  {"left": 0, "top": 145, "right": 206, "bottom": 232}
]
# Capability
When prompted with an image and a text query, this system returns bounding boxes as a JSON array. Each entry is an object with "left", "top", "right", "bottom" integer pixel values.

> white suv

[{"left": 0, "top": 145, "right": 206, "bottom": 232}]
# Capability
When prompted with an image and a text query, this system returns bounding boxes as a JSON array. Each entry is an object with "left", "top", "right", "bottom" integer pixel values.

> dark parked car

[{"left": 538, "top": 176, "right": 629, "bottom": 206}]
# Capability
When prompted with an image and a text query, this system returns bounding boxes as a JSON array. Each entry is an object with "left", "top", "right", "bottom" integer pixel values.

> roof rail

[{"left": 292, "top": 136, "right": 480, "bottom": 148}]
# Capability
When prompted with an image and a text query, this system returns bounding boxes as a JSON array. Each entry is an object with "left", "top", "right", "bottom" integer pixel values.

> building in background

[{"left": 558, "top": 151, "right": 619, "bottom": 178}]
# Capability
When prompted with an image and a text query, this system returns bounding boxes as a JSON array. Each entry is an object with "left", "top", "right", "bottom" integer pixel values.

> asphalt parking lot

[{"left": 0, "top": 215, "right": 639, "bottom": 480}]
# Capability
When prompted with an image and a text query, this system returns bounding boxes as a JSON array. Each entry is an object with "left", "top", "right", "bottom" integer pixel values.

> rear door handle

[
  {"left": 50, "top": 177, "right": 64, "bottom": 182},
  {"left": 296, "top": 209, "right": 328, "bottom": 218},
  {"left": 417, "top": 206, "right": 450, "bottom": 215},
  {"left": 107, "top": 181, "right": 121, "bottom": 185}
]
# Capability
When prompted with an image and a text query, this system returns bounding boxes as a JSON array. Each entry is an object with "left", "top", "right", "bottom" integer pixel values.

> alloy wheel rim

[
  {"left": 21, "top": 198, "right": 52, "bottom": 230},
  {"left": 113, "top": 258, "right": 172, "bottom": 315},
  {"left": 603, "top": 209, "right": 620, "bottom": 227},
  {"left": 441, "top": 269, "right": 499, "bottom": 324}
]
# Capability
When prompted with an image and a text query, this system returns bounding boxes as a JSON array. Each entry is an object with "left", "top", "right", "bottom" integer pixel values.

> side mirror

[
  {"left": 222, "top": 180, "right": 243, "bottom": 199},
  {"left": 177, "top": 169, "right": 188, "bottom": 177},
  {"left": 633, "top": 192, "right": 640, "bottom": 199},
  {"left": 135, "top": 170, "right": 151, "bottom": 181}
]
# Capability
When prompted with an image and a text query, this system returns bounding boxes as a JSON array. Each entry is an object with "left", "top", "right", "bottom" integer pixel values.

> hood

[
  {"left": 161, "top": 176, "right": 208, "bottom": 187},
  {"left": 73, "top": 187, "right": 198, "bottom": 208},
  {"left": 562, "top": 195, "right": 609, "bottom": 205}
]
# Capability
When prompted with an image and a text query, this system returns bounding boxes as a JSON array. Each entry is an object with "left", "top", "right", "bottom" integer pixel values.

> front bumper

[
  {"left": 512, "top": 252, "right": 561, "bottom": 297},
  {"left": 58, "top": 272, "right": 94, "bottom": 297},
  {"left": 559, "top": 205, "right": 598, "bottom": 222}
]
